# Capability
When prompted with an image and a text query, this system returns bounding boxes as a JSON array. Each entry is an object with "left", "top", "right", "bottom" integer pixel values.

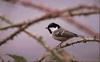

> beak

[{"left": 45, "top": 27, "right": 48, "bottom": 29}]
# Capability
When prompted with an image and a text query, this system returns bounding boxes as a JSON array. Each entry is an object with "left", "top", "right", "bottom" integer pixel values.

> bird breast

[{"left": 52, "top": 28, "right": 68, "bottom": 42}]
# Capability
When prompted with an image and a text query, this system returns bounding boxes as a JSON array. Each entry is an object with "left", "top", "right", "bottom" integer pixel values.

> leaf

[{"left": 8, "top": 54, "right": 27, "bottom": 62}]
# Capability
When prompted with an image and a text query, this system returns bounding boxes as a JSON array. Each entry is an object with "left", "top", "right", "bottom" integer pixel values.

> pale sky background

[{"left": 0, "top": 0, "right": 100, "bottom": 62}]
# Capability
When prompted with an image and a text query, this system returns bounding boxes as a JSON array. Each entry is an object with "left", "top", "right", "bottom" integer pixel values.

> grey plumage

[
  {"left": 52, "top": 28, "right": 78, "bottom": 42},
  {"left": 46, "top": 23, "right": 78, "bottom": 44}
]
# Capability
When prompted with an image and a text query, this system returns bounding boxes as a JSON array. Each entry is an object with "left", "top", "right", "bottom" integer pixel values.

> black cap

[{"left": 46, "top": 23, "right": 60, "bottom": 29}]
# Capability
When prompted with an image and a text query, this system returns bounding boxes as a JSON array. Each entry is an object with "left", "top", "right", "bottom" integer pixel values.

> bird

[{"left": 46, "top": 22, "right": 79, "bottom": 47}]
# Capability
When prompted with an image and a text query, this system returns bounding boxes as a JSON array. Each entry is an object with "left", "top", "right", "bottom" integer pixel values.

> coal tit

[{"left": 46, "top": 23, "right": 78, "bottom": 46}]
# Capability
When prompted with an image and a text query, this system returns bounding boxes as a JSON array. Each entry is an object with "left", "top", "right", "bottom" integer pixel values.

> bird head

[{"left": 46, "top": 23, "right": 60, "bottom": 34}]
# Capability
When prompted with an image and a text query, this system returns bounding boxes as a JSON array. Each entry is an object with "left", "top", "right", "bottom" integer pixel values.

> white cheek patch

[{"left": 50, "top": 27, "right": 58, "bottom": 32}]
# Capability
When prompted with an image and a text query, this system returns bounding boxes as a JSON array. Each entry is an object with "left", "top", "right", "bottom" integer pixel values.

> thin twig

[
  {"left": 62, "top": 17, "right": 97, "bottom": 36},
  {"left": 20, "top": 1, "right": 54, "bottom": 12},
  {"left": 0, "top": 13, "right": 60, "bottom": 46},
  {"left": 0, "top": 16, "right": 12, "bottom": 24},
  {"left": 19, "top": 3, "right": 100, "bottom": 36},
  {"left": 18, "top": 2, "right": 100, "bottom": 36},
  {"left": 0, "top": 1, "right": 100, "bottom": 62},
  {"left": 20, "top": 1, "right": 100, "bottom": 14},
  {"left": 62, "top": 5, "right": 100, "bottom": 13},
  {"left": 0, "top": 15, "right": 77, "bottom": 62},
  {"left": 0, "top": 5, "right": 100, "bottom": 45},
  {"left": 26, "top": 31, "right": 76, "bottom": 62},
  {"left": 0, "top": 22, "right": 26, "bottom": 30}
]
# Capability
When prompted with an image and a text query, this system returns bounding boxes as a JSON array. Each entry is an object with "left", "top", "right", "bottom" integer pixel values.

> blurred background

[{"left": 0, "top": 0, "right": 100, "bottom": 62}]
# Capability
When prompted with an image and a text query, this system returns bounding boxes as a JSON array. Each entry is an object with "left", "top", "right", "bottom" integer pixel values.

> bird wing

[{"left": 54, "top": 28, "right": 78, "bottom": 38}]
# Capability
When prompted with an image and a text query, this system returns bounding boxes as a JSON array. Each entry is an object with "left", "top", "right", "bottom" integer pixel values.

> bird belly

[{"left": 52, "top": 36, "right": 67, "bottom": 42}]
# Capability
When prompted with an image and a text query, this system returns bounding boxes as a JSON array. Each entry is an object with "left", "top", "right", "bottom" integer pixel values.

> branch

[
  {"left": 20, "top": 2, "right": 100, "bottom": 15},
  {"left": 24, "top": 31, "right": 76, "bottom": 62},
  {"left": 0, "top": 56, "right": 4, "bottom": 62},
  {"left": 60, "top": 37, "right": 100, "bottom": 48},
  {"left": 0, "top": 16, "right": 12, "bottom": 24},
  {"left": 18, "top": 3, "right": 100, "bottom": 36},
  {"left": 62, "top": 17, "right": 97, "bottom": 36},
  {"left": 20, "top": 1, "right": 54, "bottom": 12},
  {"left": 2, "top": 0, "right": 100, "bottom": 15},
  {"left": 0, "top": 22, "right": 26, "bottom": 30},
  {"left": 63, "top": 5, "right": 100, "bottom": 13},
  {"left": 61, "top": 39, "right": 100, "bottom": 48},
  {"left": 1, "top": 0, "right": 18, "bottom": 4},
  {"left": 0, "top": 5, "right": 100, "bottom": 46},
  {"left": 37, "top": 36, "right": 100, "bottom": 62},
  {"left": 3, "top": 0, "right": 100, "bottom": 14},
  {"left": 0, "top": 25, "right": 25, "bottom": 46},
  {"left": 0, "top": 15, "right": 77, "bottom": 61},
  {"left": 0, "top": 13, "right": 60, "bottom": 46},
  {"left": 32, "top": 37, "right": 66, "bottom": 62},
  {"left": 0, "top": 2, "right": 100, "bottom": 62},
  {"left": 20, "top": 2, "right": 100, "bottom": 16}
]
